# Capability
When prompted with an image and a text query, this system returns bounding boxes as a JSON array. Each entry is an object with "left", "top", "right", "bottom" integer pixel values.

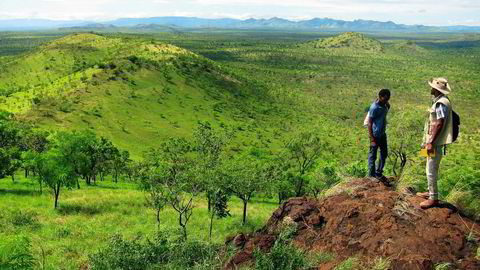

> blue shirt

[{"left": 368, "top": 101, "right": 389, "bottom": 138}]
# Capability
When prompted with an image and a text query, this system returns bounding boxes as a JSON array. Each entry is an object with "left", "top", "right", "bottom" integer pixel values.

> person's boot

[
  {"left": 420, "top": 199, "right": 439, "bottom": 209},
  {"left": 416, "top": 192, "right": 429, "bottom": 199}
]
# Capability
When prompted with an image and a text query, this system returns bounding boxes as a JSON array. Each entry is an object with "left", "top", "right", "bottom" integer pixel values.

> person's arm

[{"left": 368, "top": 118, "right": 376, "bottom": 146}]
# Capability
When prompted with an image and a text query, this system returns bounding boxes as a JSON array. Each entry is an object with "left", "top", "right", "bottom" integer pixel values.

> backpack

[{"left": 452, "top": 110, "right": 460, "bottom": 142}]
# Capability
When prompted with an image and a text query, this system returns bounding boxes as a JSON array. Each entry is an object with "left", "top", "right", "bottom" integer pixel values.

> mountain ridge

[{"left": 2, "top": 16, "right": 480, "bottom": 32}]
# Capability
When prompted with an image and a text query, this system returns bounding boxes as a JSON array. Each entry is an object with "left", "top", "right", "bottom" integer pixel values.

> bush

[
  {"left": 254, "top": 219, "right": 308, "bottom": 270},
  {"left": 88, "top": 234, "right": 169, "bottom": 270},
  {"left": 89, "top": 232, "right": 223, "bottom": 270},
  {"left": 9, "top": 210, "right": 39, "bottom": 227},
  {"left": 334, "top": 257, "right": 361, "bottom": 270},
  {"left": 168, "top": 240, "right": 219, "bottom": 269},
  {"left": 0, "top": 235, "right": 36, "bottom": 270},
  {"left": 254, "top": 242, "right": 307, "bottom": 270},
  {"left": 345, "top": 161, "right": 367, "bottom": 178}
]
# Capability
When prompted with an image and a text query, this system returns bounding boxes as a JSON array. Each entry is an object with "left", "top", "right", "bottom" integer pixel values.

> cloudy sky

[{"left": 0, "top": 0, "right": 479, "bottom": 26}]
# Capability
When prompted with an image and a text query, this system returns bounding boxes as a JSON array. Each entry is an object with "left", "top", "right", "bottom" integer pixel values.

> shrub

[
  {"left": 254, "top": 242, "right": 307, "bottom": 270},
  {"left": 168, "top": 240, "right": 219, "bottom": 269},
  {"left": 435, "top": 262, "right": 452, "bottom": 270},
  {"left": 88, "top": 234, "right": 169, "bottom": 270},
  {"left": 254, "top": 219, "right": 307, "bottom": 270},
  {"left": 9, "top": 210, "right": 39, "bottom": 227},
  {"left": 345, "top": 161, "right": 367, "bottom": 178},
  {"left": 371, "top": 257, "right": 391, "bottom": 270},
  {"left": 89, "top": 233, "right": 222, "bottom": 270},
  {"left": 334, "top": 257, "right": 361, "bottom": 270},
  {"left": 0, "top": 236, "right": 36, "bottom": 270}
]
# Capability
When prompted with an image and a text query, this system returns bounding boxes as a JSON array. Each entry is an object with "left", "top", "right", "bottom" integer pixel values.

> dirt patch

[{"left": 225, "top": 178, "right": 479, "bottom": 270}]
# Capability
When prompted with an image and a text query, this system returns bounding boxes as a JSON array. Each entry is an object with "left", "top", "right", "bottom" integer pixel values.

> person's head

[
  {"left": 428, "top": 77, "right": 450, "bottom": 96},
  {"left": 378, "top": 88, "right": 390, "bottom": 105}
]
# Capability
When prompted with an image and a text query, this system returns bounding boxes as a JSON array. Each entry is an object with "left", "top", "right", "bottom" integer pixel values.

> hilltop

[
  {"left": 308, "top": 32, "right": 383, "bottom": 52},
  {"left": 226, "top": 178, "right": 480, "bottom": 269},
  {"left": 0, "top": 33, "right": 276, "bottom": 156}
]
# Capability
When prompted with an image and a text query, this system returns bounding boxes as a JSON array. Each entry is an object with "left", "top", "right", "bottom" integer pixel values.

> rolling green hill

[
  {"left": 308, "top": 32, "right": 383, "bottom": 51},
  {"left": 0, "top": 33, "right": 283, "bottom": 157}
]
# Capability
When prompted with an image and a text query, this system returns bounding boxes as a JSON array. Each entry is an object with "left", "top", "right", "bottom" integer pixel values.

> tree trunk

[
  {"left": 207, "top": 193, "right": 211, "bottom": 212},
  {"left": 114, "top": 171, "right": 118, "bottom": 183},
  {"left": 209, "top": 210, "right": 215, "bottom": 240},
  {"left": 242, "top": 200, "right": 248, "bottom": 225},
  {"left": 54, "top": 184, "right": 60, "bottom": 209},
  {"left": 156, "top": 208, "right": 161, "bottom": 231},
  {"left": 25, "top": 169, "right": 28, "bottom": 178},
  {"left": 11, "top": 174, "right": 15, "bottom": 182},
  {"left": 295, "top": 178, "right": 304, "bottom": 197},
  {"left": 76, "top": 178, "right": 80, "bottom": 189}
]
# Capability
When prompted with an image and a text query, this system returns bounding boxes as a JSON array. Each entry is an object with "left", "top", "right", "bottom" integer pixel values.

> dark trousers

[{"left": 368, "top": 134, "right": 388, "bottom": 177}]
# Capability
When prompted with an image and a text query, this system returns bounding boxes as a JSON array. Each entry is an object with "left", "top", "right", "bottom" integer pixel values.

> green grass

[
  {"left": 0, "top": 173, "right": 279, "bottom": 269},
  {"left": 1, "top": 30, "right": 480, "bottom": 268}
]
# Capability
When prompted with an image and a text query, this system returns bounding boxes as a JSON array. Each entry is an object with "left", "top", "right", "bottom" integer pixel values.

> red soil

[{"left": 225, "top": 178, "right": 479, "bottom": 270}]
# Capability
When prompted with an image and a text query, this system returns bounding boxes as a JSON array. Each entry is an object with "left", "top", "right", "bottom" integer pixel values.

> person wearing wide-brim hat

[{"left": 418, "top": 77, "right": 454, "bottom": 209}]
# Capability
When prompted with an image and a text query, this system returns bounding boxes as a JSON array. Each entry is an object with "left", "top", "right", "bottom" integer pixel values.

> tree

[
  {"left": 140, "top": 138, "right": 198, "bottom": 240},
  {"left": 138, "top": 148, "right": 168, "bottom": 231},
  {"left": 112, "top": 150, "right": 130, "bottom": 183},
  {"left": 208, "top": 187, "right": 230, "bottom": 240},
  {"left": 0, "top": 111, "right": 23, "bottom": 181},
  {"left": 193, "top": 121, "right": 225, "bottom": 211},
  {"left": 308, "top": 164, "right": 340, "bottom": 198},
  {"left": 30, "top": 146, "right": 77, "bottom": 209},
  {"left": 224, "top": 153, "right": 266, "bottom": 225},
  {"left": 19, "top": 129, "right": 49, "bottom": 178},
  {"left": 284, "top": 131, "right": 330, "bottom": 196},
  {"left": 388, "top": 111, "right": 424, "bottom": 179},
  {"left": 95, "top": 137, "right": 118, "bottom": 182},
  {"left": 193, "top": 122, "right": 230, "bottom": 239}
]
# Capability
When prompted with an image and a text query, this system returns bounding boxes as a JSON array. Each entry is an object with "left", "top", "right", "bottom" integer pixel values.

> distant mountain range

[{"left": 1, "top": 16, "right": 480, "bottom": 32}]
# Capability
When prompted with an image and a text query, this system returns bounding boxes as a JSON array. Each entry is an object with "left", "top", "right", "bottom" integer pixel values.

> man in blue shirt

[{"left": 367, "top": 89, "right": 391, "bottom": 183}]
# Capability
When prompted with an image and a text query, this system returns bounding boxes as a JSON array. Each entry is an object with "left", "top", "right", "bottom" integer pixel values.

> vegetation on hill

[
  {"left": 306, "top": 32, "right": 383, "bottom": 51},
  {"left": 0, "top": 30, "right": 479, "bottom": 269}
]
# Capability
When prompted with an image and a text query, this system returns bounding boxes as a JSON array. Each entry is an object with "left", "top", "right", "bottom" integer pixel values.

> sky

[{"left": 0, "top": 0, "right": 479, "bottom": 26}]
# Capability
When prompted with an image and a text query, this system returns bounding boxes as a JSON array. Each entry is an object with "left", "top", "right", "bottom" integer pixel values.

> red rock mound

[{"left": 226, "top": 178, "right": 479, "bottom": 270}]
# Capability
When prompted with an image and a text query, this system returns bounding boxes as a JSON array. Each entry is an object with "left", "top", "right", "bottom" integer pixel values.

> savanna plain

[{"left": 0, "top": 29, "right": 479, "bottom": 269}]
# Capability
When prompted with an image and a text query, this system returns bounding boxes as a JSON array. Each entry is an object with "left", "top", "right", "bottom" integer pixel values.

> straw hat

[{"left": 428, "top": 77, "right": 451, "bottom": 95}]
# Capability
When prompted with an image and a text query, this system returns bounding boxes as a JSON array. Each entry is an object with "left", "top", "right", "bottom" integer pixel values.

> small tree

[
  {"left": 284, "top": 132, "right": 330, "bottom": 196},
  {"left": 112, "top": 150, "right": 130, "bottom": 183},
  {"left": 388, "top": 110, "right": 423, "bottom": 179},
  {"left": 32, "top": 148, "right": 77, "bottom": 209},
  {"left": 308, "top": 164, "right": 340, "bottom": 198},
  {"left": 141, "top": 138, "right": 198, "bottom": 240},
  {"left": 224, "top": 153, "right": 266, "bottom": 225},
  {"left": 193, "top": 121, "right": 225, "bottom": 211},
  {"left": 208, "top": 185, "right": 230, "bottom": 240}
]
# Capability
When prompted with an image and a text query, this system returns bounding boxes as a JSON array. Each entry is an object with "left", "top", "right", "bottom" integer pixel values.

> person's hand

[
  {"left": 371, "top": 138, "right": 377, "bottom": 147},
  {"left": 425, "top": 143, "right": 434, "bottom": 154}
]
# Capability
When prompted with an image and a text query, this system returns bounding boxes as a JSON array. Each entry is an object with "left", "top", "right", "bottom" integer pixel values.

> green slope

[
  {"left": 307, "top": 32, "right": 383, "bottom": 52},
  {"left": 0, "top": 33, "right": 278, "bottom": 157}
]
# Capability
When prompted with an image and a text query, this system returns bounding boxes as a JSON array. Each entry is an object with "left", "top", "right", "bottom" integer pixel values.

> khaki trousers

[{"left": 426, "top": 145, "right": 443, "bottom": 200}]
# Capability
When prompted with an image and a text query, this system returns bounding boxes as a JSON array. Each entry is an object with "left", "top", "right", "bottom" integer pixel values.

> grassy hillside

[
  {"left": 306, "top": 31, "right": 383, "bottom": 51},
  {"left": 0, "top": 30, "right": 479, "bottom": 269},
  {"left": 0, "top": 33, "right": 283, "bottom": 157}
]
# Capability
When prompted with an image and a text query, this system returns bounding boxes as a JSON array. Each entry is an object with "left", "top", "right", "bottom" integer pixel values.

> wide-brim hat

[{"left": 428, "top": 77, "right": 451, "bottom": 95}]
